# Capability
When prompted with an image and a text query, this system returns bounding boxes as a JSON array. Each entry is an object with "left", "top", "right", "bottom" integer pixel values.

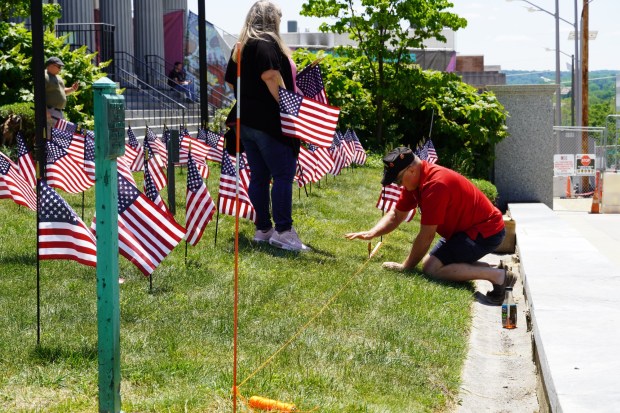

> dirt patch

[{"left": 455, "top": 253, "right": 540, "bottom": 413}]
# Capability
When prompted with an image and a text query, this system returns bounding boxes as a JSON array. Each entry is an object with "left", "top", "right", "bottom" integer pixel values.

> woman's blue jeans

[{"left": 238, "top": 125, "right": 296, "bottom": 232}]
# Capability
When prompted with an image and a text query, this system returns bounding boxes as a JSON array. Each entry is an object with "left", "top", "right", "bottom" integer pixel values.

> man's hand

[
  {"left": 382, "top": 262, "right": 406, "bottom": 272},
  {"left": 345, "top": 231, "right": 374, "bottom": 241}
]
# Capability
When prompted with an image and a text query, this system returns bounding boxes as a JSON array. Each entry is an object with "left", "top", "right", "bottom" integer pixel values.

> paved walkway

[{"left": 508, "top": 203, "right": 620, "bottom": 412}]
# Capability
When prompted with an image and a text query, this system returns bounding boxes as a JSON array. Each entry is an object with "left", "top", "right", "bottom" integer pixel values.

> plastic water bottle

[{"left": 502, "top": 286, "right": 517, "bottom": 329}]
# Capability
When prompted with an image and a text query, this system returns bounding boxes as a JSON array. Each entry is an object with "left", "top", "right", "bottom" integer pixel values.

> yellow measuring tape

[{"left": 235, "top": 240, "right": 385, "bottom": 411}]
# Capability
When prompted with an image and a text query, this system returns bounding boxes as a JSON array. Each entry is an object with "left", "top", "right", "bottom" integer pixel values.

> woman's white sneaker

[{"left": 268, "top": 227, "right": 310, "bottom": 252}]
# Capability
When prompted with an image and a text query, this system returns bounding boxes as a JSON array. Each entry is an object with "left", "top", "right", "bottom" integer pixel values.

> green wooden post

[{"left": 93, "top": 77, "right": 125, "bottom": 413}]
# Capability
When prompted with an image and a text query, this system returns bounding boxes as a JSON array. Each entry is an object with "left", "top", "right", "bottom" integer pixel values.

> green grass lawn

[{"left": 0, "top": 159, "right": 473, "bottom": 412}]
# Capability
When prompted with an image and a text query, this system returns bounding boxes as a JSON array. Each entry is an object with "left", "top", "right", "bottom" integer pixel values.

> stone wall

[{"left": 488, "top": 85, "right": 557, "bottom": 212}]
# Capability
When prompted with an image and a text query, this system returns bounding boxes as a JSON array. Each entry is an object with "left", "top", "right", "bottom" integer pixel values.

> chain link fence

[
  {"left": 553, "top": 126, "right": 605, "bottom": 202},
  {"left": 601, "top": 115, "right": 620, "bottom": 171}
]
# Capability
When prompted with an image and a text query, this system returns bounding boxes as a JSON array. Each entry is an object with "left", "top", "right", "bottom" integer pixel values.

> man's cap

[
  {"left": 381, "top": 147, "right": 414, "bottom": 186},
  {"left": 45, "top": 56, "right": 64, "bottom": 67}
]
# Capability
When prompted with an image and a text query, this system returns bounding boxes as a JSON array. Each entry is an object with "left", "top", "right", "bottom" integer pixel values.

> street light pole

[
  {"left": 554, "top": 0, "right": 561, "bottom": 125},
  {"left": 571, "top": 54, "right": 575, "bottom": 126}
]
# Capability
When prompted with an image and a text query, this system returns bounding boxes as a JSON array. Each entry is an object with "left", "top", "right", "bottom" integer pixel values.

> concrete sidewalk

[{"left": 508, "top": 203, "right": 620, "bottom": 412}]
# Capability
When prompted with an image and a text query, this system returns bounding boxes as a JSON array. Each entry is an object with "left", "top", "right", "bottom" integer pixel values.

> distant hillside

[{"left": 504, "top": 69, "right": 618, "bottom": 87}]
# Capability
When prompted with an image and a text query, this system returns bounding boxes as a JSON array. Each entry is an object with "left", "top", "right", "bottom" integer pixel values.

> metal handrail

[
  {"left": 145, "top": 53, "right": 235, "bottom": 109},
  {"left": 115, "top": 66, "right": 187, "bottom": 133}
]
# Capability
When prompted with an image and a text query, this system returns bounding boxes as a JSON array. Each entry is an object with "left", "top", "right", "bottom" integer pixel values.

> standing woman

[{"left": 225, "top": 1, "right": 309, "bottom": 252}]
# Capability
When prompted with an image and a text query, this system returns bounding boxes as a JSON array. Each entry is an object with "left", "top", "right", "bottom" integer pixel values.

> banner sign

[{"left": 553, "top": 154, "right": 575, "bottom": 177}]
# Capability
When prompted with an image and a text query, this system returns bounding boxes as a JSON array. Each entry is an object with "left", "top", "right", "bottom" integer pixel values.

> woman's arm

[{"left": 261, "top": 69, "right": 281, "bottom": 103}]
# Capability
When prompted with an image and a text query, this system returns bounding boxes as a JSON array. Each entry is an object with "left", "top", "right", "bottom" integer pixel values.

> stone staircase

[
  {"left": 124, "top": 108, "right": 201, "bottom": 141},
  {"left": 122, "top": 87, "right": 202, "bottom": 141}
]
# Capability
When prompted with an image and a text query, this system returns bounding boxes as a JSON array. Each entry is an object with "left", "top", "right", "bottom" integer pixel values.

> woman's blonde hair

[{"left": 233, "top": 0, "right": 291, "bottom": 62}]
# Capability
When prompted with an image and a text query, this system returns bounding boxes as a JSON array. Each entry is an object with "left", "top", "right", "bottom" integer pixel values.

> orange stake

[
  {"left": 248, "top": 396, "right": 296, "bottom": 412},
  {"left": 233, "top": 41, "right": 242, "bottom": 413}
]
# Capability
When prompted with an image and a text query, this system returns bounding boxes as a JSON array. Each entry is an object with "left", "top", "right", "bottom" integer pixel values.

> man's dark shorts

[{"left": 430, "top": 228, "right": 506, "bottom": 265}]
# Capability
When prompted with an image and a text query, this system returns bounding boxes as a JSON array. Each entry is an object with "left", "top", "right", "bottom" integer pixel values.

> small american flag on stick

[
  {"left": 296, "top": 63, "right": 328, "bottom": 104},
  {"left": 16, "top": 131, "right": 36, "bottom": 188},
  {"left": 218, "top": 152, "right": 255, "bottom": 222},
  {"left": 38, "top": 180, "right": 97, "bottom": 267},
  {"left": 0, "top": 152, "right": 37, "bottom": 211},
  {"left": 46, "top": 136, "right": 94, "bottom": 193},
  {"left": 185, "top": 153, "right": 216, "bottom": 246},
  {"left": 279, "top": 87, "right": 339, "bottom": 148}
]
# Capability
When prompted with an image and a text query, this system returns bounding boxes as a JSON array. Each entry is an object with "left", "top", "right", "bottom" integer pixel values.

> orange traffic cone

[
  {"left": 591, "top": 171, "right": 601, "bottom": 214},
  {"left": 565, "top": 176, "right": 572, "bottom": 198}
]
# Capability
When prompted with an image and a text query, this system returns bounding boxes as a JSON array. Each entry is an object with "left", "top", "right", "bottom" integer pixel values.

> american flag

[
  {"left": 177, "top": 128, "right": 190, "bottom": 165},
  {"left": 329, "top": 130, "right": 346, "bottom": 176},
  {"left": 53, "top": 118, "right": 77, "bottom": 134},
  {"left": 295, "top": 145, "right": 317, "bottom": 187},
  {"left": 202, "top": 129, "right": 224, "bottom": 163},
  {"left": 310, "top": 144, "right": 333, "bottom": 180},
  {"left": 93, "top": 174, "right": 185, "bottom": 276},
  {"left": 181, "top": 133, "right": 209, "bottom": 162},
  {"left": 117, "top": 156, "right": 137, "bottom": 186},
  {"left": 124, "top": 126, "right": 144, "bottom": 172},
  {"left": 185, "top": 154, "right": 216, "bottom": 246},
  {"left": 238, "top": 153, "right": 251, "bottom": 189},
  {"left": 0, "top": 152, "right": 37, "bottom": 211},
  {"left": 416, "top": 139, "right": 438, "bottom": 164},
  {"left": 38, "top": 180, "right": 97, "bottom": 267},
  {"left": 375, "top": 184, "right": 414, "bottom": 222},
  {"left": 46, "top": 138, "right": 94, "bottom": 193},
  {"left": 351, "top": 130, "right": 367, "bottom": 165},
  {"left": 16, "top": 131, "right": 36, "bottom": 188},
  {"left": 279, "top": 87, "right": 339, "bottom": 148},
  {"left": 179, "top": 133, "right": 210, "bottom": 179},
  {"left": 51, "top": 127, "right": 85, "bottom": 167},
  {"left": 218, "top": 152, "right": 255, "bottom": 222},
  {"left": 144, "top": 165, "right": 171, "bottom": 216},
  {"left": 145, "top": 128, "right": 168, "bottom": 166},
  {"left": 83, "top": 130, "right": 95, "bottom": 181},
  {"left": 341, "top": 129, "right": 355, "bottom": 167},
  {"left": 144, "top": 140, "right": 167, "bottom": 191},
  {"left": 296, "top": 64, "right": 328, "bottom": 104}
]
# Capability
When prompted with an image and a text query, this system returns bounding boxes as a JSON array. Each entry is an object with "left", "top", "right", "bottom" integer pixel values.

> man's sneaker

[
  {"left": 486, "top": 269, "right": 517, "bottom": 306},
  {"left": 253, "top": 228, "right": 275, "bottom": 243},
  {"left": 269, "top": 227, "right": 310, "bottom": 252}
]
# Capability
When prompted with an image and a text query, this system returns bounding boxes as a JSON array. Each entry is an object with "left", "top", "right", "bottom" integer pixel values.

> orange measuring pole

[{"left": 233, "top": 42, "right": 242, "bottom": 413}]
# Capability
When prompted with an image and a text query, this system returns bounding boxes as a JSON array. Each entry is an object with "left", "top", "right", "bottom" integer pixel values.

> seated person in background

[{"left": 168, "top": 61, "right": 196, "bottom": 102}]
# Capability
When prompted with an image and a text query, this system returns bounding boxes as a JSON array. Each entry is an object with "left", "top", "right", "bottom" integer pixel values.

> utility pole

[
  {"left": 581, "top": 0, "right": 589, "bottom": 138},
  {"left": 581, "top": 0, "right": 589, "bottom": 191},
  {"left": 554, "top": 0, "right": 561, "bottom": 125}
]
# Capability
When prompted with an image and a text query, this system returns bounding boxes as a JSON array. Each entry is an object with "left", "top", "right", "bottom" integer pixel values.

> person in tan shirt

[{"left": 45, "top": 56, "right": 78, "bottom": 137}]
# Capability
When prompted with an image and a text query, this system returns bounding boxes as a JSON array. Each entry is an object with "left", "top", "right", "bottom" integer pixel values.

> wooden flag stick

[{"left": 369, "top": 241, "right": 383, "bottom": 259}]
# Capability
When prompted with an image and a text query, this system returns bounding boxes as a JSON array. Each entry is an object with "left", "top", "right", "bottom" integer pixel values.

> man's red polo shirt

[{"left": 395, "top": 161, "right": 504, "bottom": 240}]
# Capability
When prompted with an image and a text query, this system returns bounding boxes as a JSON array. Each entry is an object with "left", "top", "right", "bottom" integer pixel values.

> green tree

[
  {"left": 388, "top": 65, "right": 507, "bottom": 178},
  {"left": 301, "top": 0, "right": 466, "bottom": 145},
  {"left": 0, "top": 1, "right": 60, "bottom": 28}
]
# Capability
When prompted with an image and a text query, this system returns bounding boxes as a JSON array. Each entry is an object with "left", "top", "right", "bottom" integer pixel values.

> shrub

[{"left": 470, "top": 178, "right": 499, "bottom": 205}]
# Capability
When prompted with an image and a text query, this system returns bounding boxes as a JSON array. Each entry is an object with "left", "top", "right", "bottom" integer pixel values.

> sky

[{"left": 188, "top": 0, "right": 620, "bottom": 71}]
